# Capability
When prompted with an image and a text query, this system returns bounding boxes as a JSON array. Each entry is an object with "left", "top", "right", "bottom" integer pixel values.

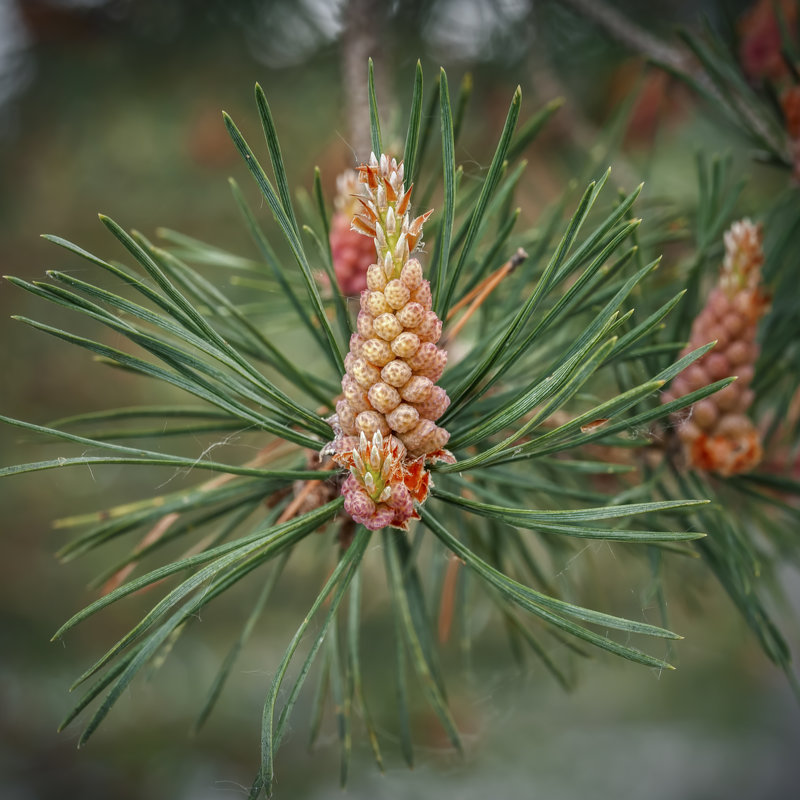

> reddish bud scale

[
  {"left": 326, "top": 153, "right": 455, "bottom": 529},
  {"left": 663, "top": 219, "right": 770, "bottom": 476},
  {"left": 328, "top": 170, "right": 377, "bottom": 295}
]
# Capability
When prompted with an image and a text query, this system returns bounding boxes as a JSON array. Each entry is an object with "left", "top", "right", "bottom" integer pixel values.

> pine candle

[{"left": 328, "top": 153, "right": 454, "bottom": 529}]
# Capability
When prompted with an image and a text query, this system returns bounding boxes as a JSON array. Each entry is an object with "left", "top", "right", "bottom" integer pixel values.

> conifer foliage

[{"left": 1, "top": 55, "right": 798, "bottom": 796}]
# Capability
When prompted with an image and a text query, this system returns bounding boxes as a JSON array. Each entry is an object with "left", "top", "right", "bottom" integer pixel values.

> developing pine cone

[
  {"left": 662, "top": 219, "right": 770, "bottom": 476},
  {"left": 738, "top": 0, "right": 796, "bottom": 81},
  {"left": 334, "top": 431, "right": 431, "bottom": 531},
  {"left": 329, "top": 153, "right": 453, "bottom": 529},
  {"left": 329, "top": 170, "right": 376, "bottom": 295}
]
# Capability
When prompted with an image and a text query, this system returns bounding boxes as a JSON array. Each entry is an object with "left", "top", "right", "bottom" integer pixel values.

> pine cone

[
  {"left": 334, "top": 154, "right": 448, "bottom": 459},
  {"left": 738, "top": 0, "right": 797, "bottom": 81},
  {"left": 329, "top": 170, "right": 375, "bottom": 295},
  {"left": 328, "top": 153, "right": 454, "bottom": 529},
  {"left": 662, "top": 219, "right": 770, "bottom": 476}
]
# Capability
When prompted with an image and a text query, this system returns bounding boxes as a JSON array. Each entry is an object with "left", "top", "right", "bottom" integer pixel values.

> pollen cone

[
  {"left": 663, "top": 219, "right": 770, "bottom": 476},
  {"left": 328, "top": 153, "right": 454, "bottom": 529}
]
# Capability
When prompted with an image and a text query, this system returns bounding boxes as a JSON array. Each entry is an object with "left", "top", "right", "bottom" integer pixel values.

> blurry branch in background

[
  {"left": 0, "top": 0, "right": 33, "bottom": 134},
  {"left": 557, "top": 0, "right": 691, "bottom": 73},
  {"left": 554, "top": 0, "right": 788, "bottom": 165},
  {"left": 527, "top": 48, "right": 640, "bottom": 189},
  {"left": 342, "top": 0, "right": 386, "bottom": 160}
]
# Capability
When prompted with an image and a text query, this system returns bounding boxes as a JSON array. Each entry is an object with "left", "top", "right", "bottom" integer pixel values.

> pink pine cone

[
  {"left": 330, "top": 211, "right": 375, "bottom": 295},
  {"left": 664, "top": 219, "right": 769, "bottom": 476},
  {"left": 329, "top": 155, "right": 450, "bottom": 461},
  {"left": 328, "top": 154, "right": 455, "bottom": 529}
]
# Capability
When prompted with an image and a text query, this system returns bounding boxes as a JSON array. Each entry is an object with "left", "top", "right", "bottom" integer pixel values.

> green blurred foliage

[{"left": 0, "top": 2, "right": 797, "bottom": 798}]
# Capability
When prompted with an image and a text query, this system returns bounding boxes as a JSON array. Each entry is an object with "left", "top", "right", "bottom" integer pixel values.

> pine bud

[
  {"left": 327, "top": 153, "right": 455, "bottom": 528},
  {"left": 663, "top": 219, "right": 770, "bottom": 476}
]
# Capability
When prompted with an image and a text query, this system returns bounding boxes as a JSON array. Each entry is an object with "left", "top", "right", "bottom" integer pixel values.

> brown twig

[
  {"left": 276, "top": 458, "right": 335, "bottom": 524},
  {"left": 553, "top": 0, "right": 789, "bottom": 160},
  {"left": 438, "top": 479, "right": 484, "bottom": 643},
  {"left": 438, "top": 554, "right": 462, "bottom": 643},
  {"left": 557, "top": 0, "right": 691, "bottom": 74},
  {"left": 444, "top": 248, "right": 528, "bottom": 343},
  {"left": 446, "top": 271, "right": 501, "bottom": 321}
]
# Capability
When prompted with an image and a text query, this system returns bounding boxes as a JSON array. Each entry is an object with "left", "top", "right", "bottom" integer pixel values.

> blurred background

[{"left": 1, "top": 0, "right": 798, "bottom": 797}]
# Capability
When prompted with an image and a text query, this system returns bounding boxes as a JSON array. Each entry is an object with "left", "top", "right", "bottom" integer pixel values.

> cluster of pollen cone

[
  {"left": 328, "top": 153, "right": 454, "bottom": 530},
  {"left": 663, "top": 219, "right": 769, "bottom": 476}
]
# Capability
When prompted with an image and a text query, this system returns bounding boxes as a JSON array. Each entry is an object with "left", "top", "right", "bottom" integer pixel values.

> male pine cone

[
  {"left": 334, "top": 153, "right": 449, "bottom": 458},
  {"left": 663, "top": 219, "right": 769, "bottom": 476},
  {"left": 329, "top": 153, "right": 453, "bottom": 531}
]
